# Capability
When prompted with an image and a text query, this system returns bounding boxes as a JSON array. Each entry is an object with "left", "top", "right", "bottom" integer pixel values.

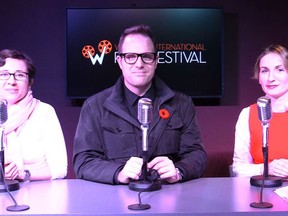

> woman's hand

[
  {"left": 269, "top": 159, "right": 288, "bottom": 177},
  {"left": 4, "top": 161, "right": 19, "bottom": 180}
]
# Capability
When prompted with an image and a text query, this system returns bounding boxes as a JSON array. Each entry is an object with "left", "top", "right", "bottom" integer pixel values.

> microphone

[
  {"left": 137, "top": 98, "right": 152, "bottom": 152},
  {"left": 250, "top": 96, "right": 283, "bottom": 188},
  {"left": 0, "top": 100, "right": 9, "bottom": 183},
  {"left": 128, "top": 98, "right": 161, "bottom": 210},
  {"left": 0, "top": 99, "right": 8, "bottom": 125},
  {"left": 257, "top": 96, "right": 272, "bottom": 126},
  {"left": 250, "top": 96, "right": 282, "bottom": 209},
  {"left": 0, "top": 100, "right": 29, "bottom": 211},
  {"left": 0, "top": 100, "right": 20, "bottom": 193}
]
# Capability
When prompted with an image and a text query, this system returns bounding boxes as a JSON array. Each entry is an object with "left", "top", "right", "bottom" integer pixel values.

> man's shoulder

[
  {"left": 171, "top": 90, "right": 192, "bottom": 103},
  {"left": 84, "top": 86, "right": 114, "bottom": 104}
]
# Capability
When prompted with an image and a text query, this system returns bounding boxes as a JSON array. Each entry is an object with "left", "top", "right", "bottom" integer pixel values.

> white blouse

[
  {"left": 232, "top": 106, "right": 263, "bottom": 177},
  {"left": 4, "top": 101, "right": 67, "bottom": 179}
]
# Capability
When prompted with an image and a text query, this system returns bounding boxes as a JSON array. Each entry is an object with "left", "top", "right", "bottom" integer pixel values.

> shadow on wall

[{"left": 204, "top": 151, "right": 233, "bottom": 177}]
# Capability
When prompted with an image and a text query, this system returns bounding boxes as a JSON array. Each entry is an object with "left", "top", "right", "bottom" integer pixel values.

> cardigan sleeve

[{"left": 232, "top": 106, "right": 263, "bottom": 177}]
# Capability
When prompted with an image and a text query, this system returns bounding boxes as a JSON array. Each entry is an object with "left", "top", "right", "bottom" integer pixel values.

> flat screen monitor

[{"left": 66, "top": 8, "right": 223, "bottom": 100}]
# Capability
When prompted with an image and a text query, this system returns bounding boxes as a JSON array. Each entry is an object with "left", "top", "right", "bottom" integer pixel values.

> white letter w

[{"left": 88, "top": 46, "right": 107, "bottom": 65}]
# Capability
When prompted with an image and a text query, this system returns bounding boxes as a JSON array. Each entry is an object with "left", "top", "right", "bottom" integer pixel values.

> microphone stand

[
  {"left": 0, "top": 125, "right": 20, "bottom": 193},
  {"left": 0, "top": 163, "right": 29, "bottom": 211},
  {"left": 129, "top": 125, "right": 162, "bottom": 192},
  {"left": 250, "top": 123, "right": 282, "bottom": 188}
]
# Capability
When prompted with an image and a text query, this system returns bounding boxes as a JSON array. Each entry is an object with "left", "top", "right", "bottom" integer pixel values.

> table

[{"left": 0, "top": 177, "right": 287, "bottom": 215}]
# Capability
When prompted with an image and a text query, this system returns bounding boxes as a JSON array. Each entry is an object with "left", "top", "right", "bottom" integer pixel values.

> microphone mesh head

[
  {"left": 257, "top": 96, "right": 271, "bottom": 123},
  {"left": 137, "top": 98, "right": 152, "bottom": 125},
  {"left": 0, "top": 100, "right": 8, "bottom": 125}
]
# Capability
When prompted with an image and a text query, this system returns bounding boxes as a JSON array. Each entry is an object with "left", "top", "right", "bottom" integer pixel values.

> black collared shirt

[{"left": 123, "top": 85, "right": 155, "bottom": 119}]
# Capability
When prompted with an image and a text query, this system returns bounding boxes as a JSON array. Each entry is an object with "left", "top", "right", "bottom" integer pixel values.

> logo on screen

[
  {"left": 82, "top": 40, "right": 113, "bottom": 65},
  {"left": 157, "top": 43, "right": 207, "bottom": 64}
]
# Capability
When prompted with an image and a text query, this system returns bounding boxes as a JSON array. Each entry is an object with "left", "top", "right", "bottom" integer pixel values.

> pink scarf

[{"left": 5, "top": 90, "right": 39, "bottom": 135}]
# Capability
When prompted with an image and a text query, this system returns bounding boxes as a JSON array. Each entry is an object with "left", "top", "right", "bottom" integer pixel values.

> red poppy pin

[{"left": 159, "top": 109, "right": 170, "bottom": 119}]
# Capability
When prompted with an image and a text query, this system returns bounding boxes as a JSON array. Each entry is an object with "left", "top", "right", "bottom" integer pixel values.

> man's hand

[
  {"left": 117, "top": 157, "right": 143, "bottom": 184},
  {"left": 148, "top": 156, "right": 180, "bottom": 183}
]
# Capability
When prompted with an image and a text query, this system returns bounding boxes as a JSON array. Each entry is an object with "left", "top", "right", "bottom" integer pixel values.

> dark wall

[{"left": 1, "top": 0, "right": 287, "bottom": 178}]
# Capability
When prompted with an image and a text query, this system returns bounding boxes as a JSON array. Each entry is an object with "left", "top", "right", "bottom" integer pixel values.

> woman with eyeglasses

[{"left": 0, "top": 49, "right": 67, "bottom": 182}]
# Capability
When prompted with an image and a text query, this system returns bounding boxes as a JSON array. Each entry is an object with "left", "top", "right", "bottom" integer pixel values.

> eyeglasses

[
  {"left": 119, "top": 52, "right": 157, "bottom": 64},
  {"left": 0, "top": 71, "right": 29, "bottom": 81}
]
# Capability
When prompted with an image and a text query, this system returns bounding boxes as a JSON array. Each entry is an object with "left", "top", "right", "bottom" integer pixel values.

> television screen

[{"left": 66, "top": 8, "right": 223, "bottom": 100}]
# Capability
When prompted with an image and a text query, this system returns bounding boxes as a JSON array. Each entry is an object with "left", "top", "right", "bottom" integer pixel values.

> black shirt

[{"left": 123, "top": 85, "right": 155, "bottom": 119}]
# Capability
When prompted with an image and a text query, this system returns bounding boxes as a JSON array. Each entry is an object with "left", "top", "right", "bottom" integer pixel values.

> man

[{"left": 73, "top": 25, "right": 207, "bottom": 184}]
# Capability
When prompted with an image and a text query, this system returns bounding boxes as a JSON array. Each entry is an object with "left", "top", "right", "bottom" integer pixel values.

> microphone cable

[
  {"left": 128, "top": 180, "right": 154, "bottom": 210},
  {"left": 128, "top": 169, "right": 161, "bottom": 210},
  {"left": 0, "top": 163, "right": 30, "bottom": 212},
  {"left": 250, "top": 152, "right": 273, "bottom": 209}
]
